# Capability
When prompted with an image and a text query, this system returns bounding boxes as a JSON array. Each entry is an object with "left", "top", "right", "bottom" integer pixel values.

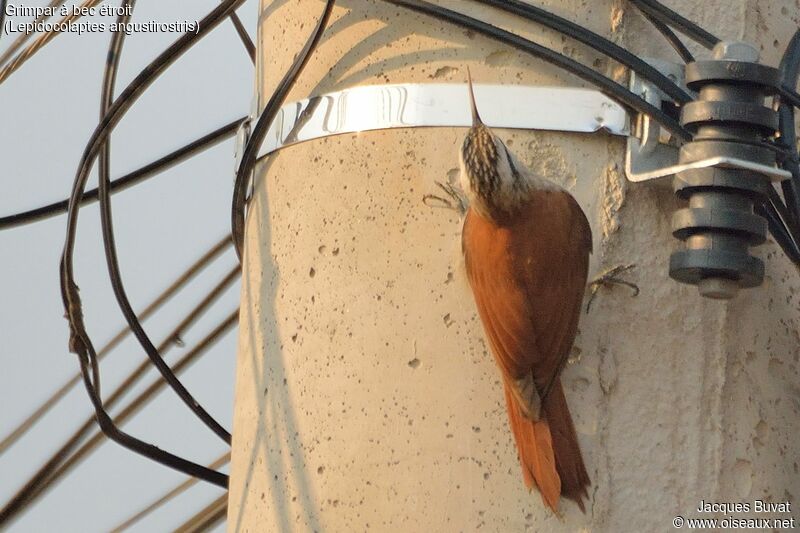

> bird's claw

[
  {"left": 422, "top": 180, "right": 467, "bottom": 215},
  {"left": 586, "top": 263, "right": 639, "bottom": 313}
]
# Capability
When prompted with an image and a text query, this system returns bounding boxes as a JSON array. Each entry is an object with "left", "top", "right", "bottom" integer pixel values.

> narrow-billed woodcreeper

[{"left": 459, "top": 72, "right": 591, "bottom": 513}]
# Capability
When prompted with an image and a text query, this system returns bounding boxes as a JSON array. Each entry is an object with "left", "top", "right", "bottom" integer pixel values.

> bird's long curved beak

[{"left": 466, "top": 67, "right": 483, "bottom": 126}]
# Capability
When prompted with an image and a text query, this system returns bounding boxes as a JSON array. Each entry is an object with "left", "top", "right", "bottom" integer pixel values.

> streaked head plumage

[
  {"left": 460, "top": 69, "right": 551, "bottom": 221},
  {"left": 461, "top": 68, "right": 504, "bottom": 214}
]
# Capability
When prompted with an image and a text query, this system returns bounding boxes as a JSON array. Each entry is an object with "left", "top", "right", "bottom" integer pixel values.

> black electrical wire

[
  {"left": 473, "top": 0, "right": 692, "bottom": 104},
  {"left": 49, "top": 312, "right": 238, "bottom": 500},
  {"left": 0, "top": 0, "right": 6, "bottom": 42},
  {"left": 94, "top": 0, "right": 228, "bottom": 482},
  {"left": 631, "top": 2, "right": 694, "bottom": 63},
  {"left": 382, "top": 1, "right": 691, "bottom": 140},
  {"left": 61, "top": 0, "right": 244, "bottom": 445},
  {"left": 777, "top": 29, "right": 800, "bottom": 233},
  {"left": 767, "top": 185, "right": 794, "bottom": 232},
  {"left": 0, "top": 117, "right": 245, "bottom": 230},
  {"left": 87, "top": 0, "right": 137, "bottom": 398},
  {"left": 98, "top": 0, "right": 133, "bottom": 394},
  {"left": 60, "top": 0, "right": 245, "bottom": 487},
  {"left": 0, "top": 267, "right": 239, "bottom": 526},
  {"left": 628, "top": 0, "right": 720, "bottom": 50},
  {"left": 757, "top": 200, "right": 800, "bottom": 265},
  {"left": 231, "top": 0, "right": 336, "bottom": 259},
  {"left": 0, "top": 236, "right": 231, "bottom": 457},
  {"left": 778, "top": 85, "right": 800, "bottom": 108},
  {"left": 229, "top": 10, "right": 256, "bottom": 63},
  {"left": 60, "top": 0, "right": 246, "bottom": 284},
  {"left": 102, "top": 0, "right": 230, "bottom": 445},
  {"left": 77, "top": 357, "right": 228, "bottom": 488},
  {"left": 96, "top": 0, "right": 233, "bottom": 447},
  {"left": 3, "top": 7, "right": 235, "bottom": 521}
]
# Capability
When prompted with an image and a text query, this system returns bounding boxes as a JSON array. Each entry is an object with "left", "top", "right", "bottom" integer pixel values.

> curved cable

[
  {"left": 757, "top": 199, "right": 800, "bottom": 265},
  {"left": 91, "top": 0, "right": 136, "bottom": 392},
  {"left": 631, "top": 2, "right": 694, "bottom": 63},
  {"left": 473, "top": 0, "right": 692, "bottom": 104},
  {"left": 76, "top": 358, "right": 228, "bottom": 488},
  {"left": 3, "top": 7, "right": 241, "bottom": 523},
  {"left": 60, "top": 0, "right": 245, "bottom": 453},
  {"left": 778, "top": 85, "right": 800, "bottom": 108},
  {"left": 231, "top": 0, "right": 336, "bottom": 259},
  {"left": 0, "top": 267, "right": 239, "bottom": 526},
  {"left": 56, "top": 2, "right": 246, "bottom": 497},
  {"left": 628, "top": 0, "right": 720, "bottom": 49},
  {"left": 51, "top": 313, "right": 238, "bottom": 499},
  {"left": 0, "top": 0, "right": 6, "bottom": 42},
  {"left": 229, "top": 9, "right": 256, "bottom": 63},
  {"left": 96, "top": 3, "right": 235, "bottom": 443},
  {"left": 94, "top": 0, "right": 229, "bottom": 480},
  {"left": 382, "top": 0, "right": 690, "bottom": 139},
  {"left": 0, "top": 235, "right": 230, "bottom": 456},
  {"left": 777, "top": 30, "right": 800, "bottom": 232}
]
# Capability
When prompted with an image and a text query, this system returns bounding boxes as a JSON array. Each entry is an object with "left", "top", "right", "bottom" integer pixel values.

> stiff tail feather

[
  {"left": 503, "top": 380, "right": 590, "bottom": 513},
  {"left": 503, "top": 384, "right": 560, "bottom": 512},
  {"left": 546, "top": 380, "right": 591, "bottom": 512}
]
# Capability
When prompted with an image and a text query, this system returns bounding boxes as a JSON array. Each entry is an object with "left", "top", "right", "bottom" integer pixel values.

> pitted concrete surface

[{"left": 228, "top": 1, "right": 800, "bottom": 531}]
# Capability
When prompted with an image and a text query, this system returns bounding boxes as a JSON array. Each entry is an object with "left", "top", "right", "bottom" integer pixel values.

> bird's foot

[
  {"left": 586, "top": 263, "right": 639, "bottom": 313},
  {"left": 422, "top": 180, "right": 467, "bottom": 215}
]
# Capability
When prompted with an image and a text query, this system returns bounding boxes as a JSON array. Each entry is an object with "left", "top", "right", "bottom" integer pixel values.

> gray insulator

[{"left": 668, "top": 41, "right": 784, "bottom": 299}]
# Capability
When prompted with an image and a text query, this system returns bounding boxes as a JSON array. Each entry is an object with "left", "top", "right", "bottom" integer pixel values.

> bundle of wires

[{"left": 1, "top": 0, "right": 256, "bottom": 526}]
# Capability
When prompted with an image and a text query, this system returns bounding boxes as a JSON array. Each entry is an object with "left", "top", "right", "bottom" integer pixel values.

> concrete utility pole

[{"left": 229, "top": 1, "right": 800, "bottom": 531}]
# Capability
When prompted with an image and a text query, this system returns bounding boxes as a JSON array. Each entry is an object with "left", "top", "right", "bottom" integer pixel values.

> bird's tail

[{"left": 504, "top": 380, "right": 590, "bottom": 513}]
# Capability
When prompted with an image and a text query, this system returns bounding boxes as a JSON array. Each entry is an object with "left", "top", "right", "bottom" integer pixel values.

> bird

[{"left": 458, "top": 70, "right": 592, "bottom": 513}]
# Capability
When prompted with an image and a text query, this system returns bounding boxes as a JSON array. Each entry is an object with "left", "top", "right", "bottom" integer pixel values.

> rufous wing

[{"left": 462, "top": 189, "right": 592, "bottom": 512}]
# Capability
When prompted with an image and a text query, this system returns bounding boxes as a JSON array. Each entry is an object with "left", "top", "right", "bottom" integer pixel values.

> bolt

[{"left": 712, "top": 41, "right": 759, "bottom": 62}]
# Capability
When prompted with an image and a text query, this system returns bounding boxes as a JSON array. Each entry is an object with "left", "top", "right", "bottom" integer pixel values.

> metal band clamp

[{"left": 253, "top": 83, "right": 629, "bottom": 158}]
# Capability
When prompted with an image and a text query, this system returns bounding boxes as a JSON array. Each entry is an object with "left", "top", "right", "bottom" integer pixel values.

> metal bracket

[
  {"left": 625, "top": 59, "right": 687, "bottom": 182},
  {"left": 254, "top": 83, "right": 629, "bottom": 158},
  {"left": 624, "top": 59, "right": 791, "bottom": 183},
  {"left": 233, "top": 93, "right": 258, "bottom": 179}
]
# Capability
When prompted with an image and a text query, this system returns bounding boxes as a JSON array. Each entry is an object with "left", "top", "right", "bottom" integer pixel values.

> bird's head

[{"left": 459, "top": 69, "right": 517, "bottom": 219}]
